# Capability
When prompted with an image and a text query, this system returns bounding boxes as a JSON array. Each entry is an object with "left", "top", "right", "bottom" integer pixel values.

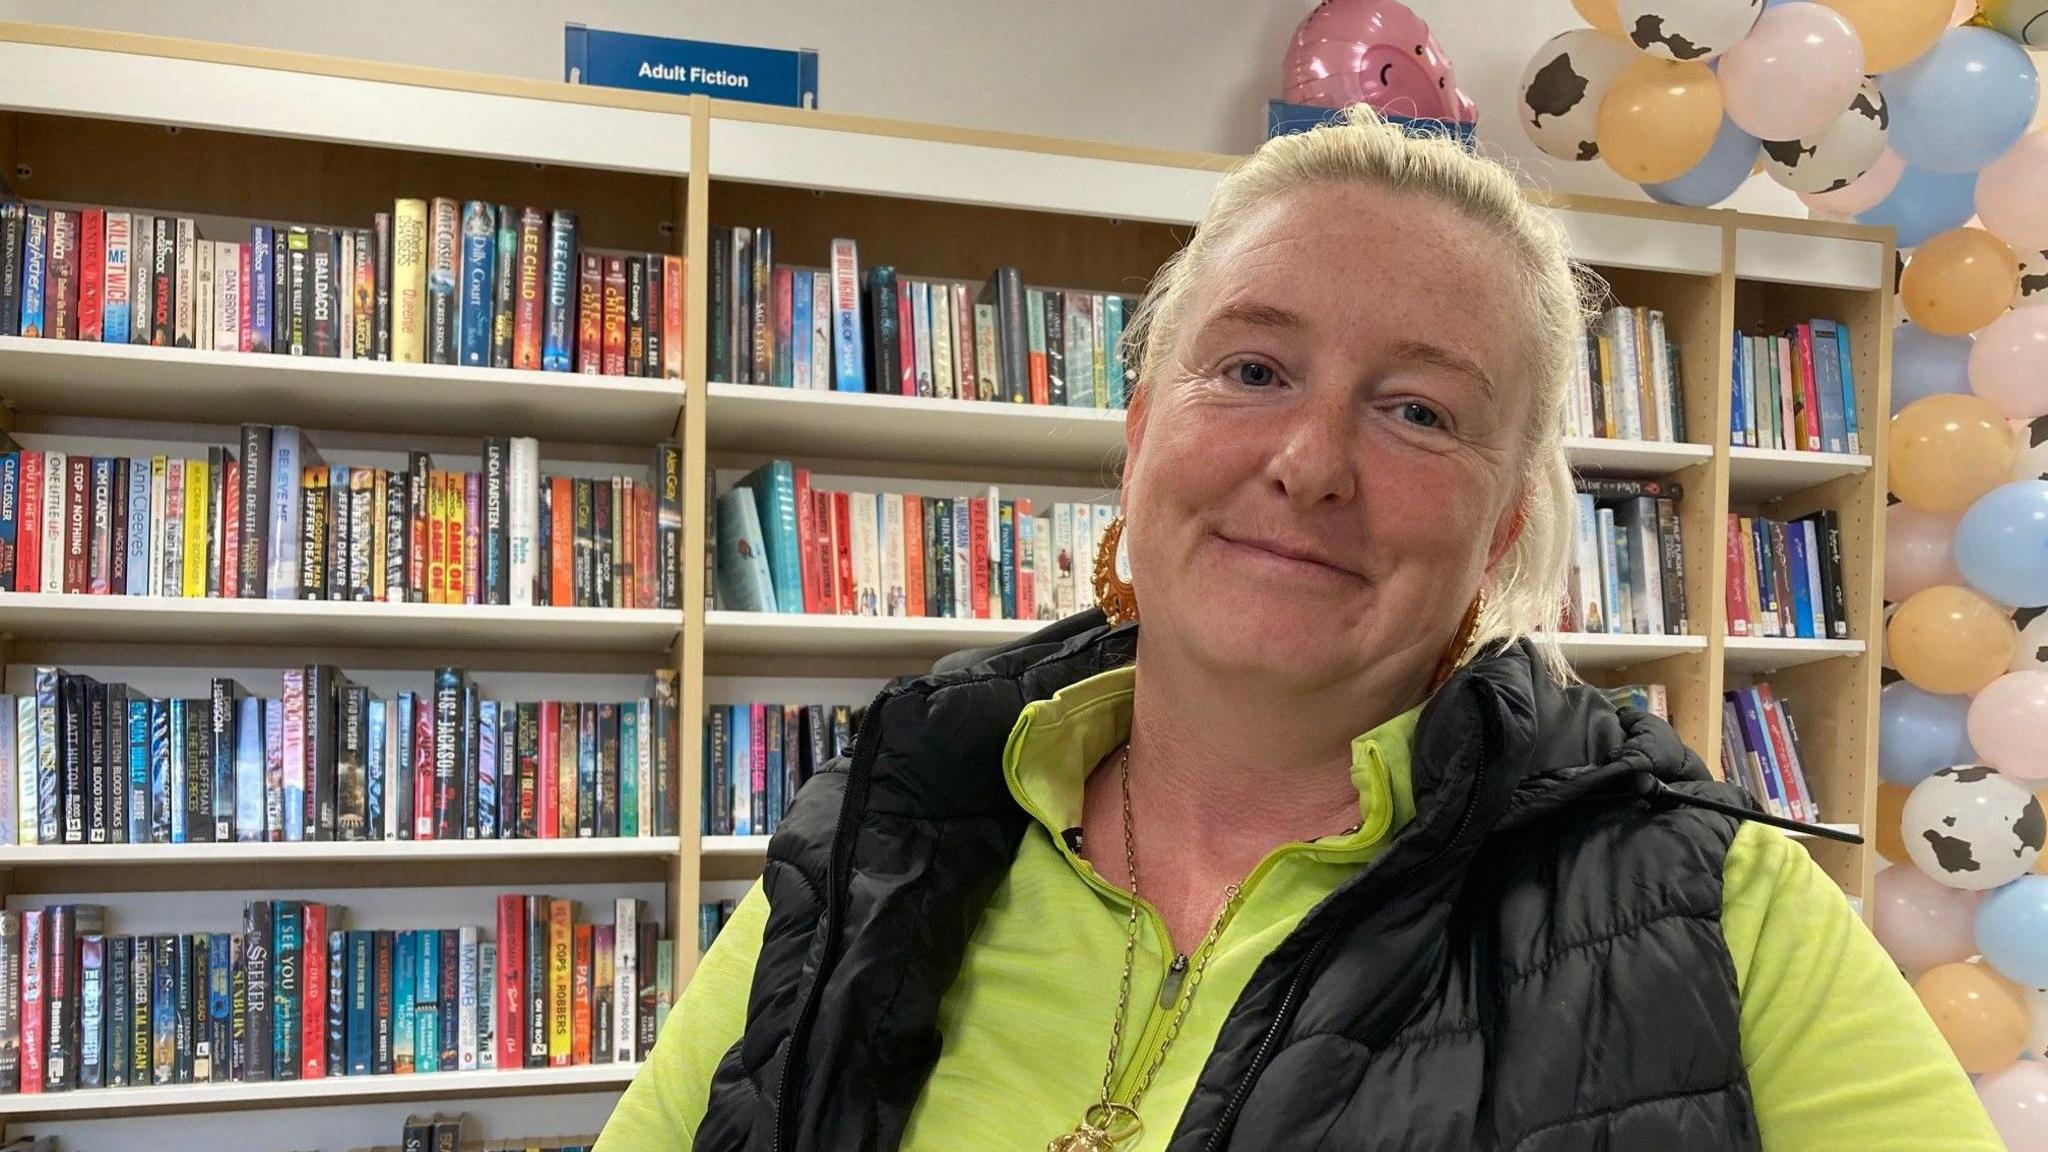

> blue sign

[
  {"left": 1266, "top": 99, "right": 1474, "bottom": 147},
  {"left": 564, "top": 24, "right": 819, "bottom": 109}
]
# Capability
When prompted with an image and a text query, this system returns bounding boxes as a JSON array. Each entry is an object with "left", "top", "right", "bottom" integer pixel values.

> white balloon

[
  {"left": 2021, "top": 249, "right": 2048, "bottom": 308},
  {"left": 1519, "top": 30, "right": 1640, "bottom": 163},
  {"left": 2027, "top": 986, "right": 2048, "bottom": 1060},
  {"left": 1903, "top": 764, "right": 2046, "bottom": 891},
  {"left": 2016, "top": 605, "right": 2048, "bottom": 675},
  {"left": 2018, "top": 416, "right": 2048, "bottom": 484},
  {"left": 1763, "top": 78, "right": 1889, "bottom": 195},
  {"left": 1617, "top": 0, "right": 1765, "bottom": 61}
]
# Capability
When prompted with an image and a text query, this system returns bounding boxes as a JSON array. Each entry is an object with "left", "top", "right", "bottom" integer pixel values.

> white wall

[{"left": 0, "top": 0, "right": 1807, "bottom": 215}]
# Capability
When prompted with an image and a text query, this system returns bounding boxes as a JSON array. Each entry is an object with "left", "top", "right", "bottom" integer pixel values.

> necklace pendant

[{"left": 1049, "top": 1103, "right": 1142, "bottom": 1152}]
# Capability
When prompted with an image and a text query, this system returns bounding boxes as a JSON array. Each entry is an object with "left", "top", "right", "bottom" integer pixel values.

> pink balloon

[
  {"left": 1283, "top": 0, "right": 1472, "bottom": 123},
  {"left": 1979, "top": 132, "right": 2048, "bottom": 252},
  {"left": 1875, "top": 864, "right": 1983, "bottom": 976},
  {"left": 1800, "top": 148, "right": 1906, "bottom": 217},
  {"left": 1971, "top": 306, "right": 2048, "bottom": 421},
  {"left": 1979, "top": 1062, "right": 2048, "bottom": 1152},
  {"left": 1970, "top": 671, "right": 2048, "bottom": 781},
  {"left": 1719, "top": 2, "right": 1867, "bottom": 142},
  {"left": 1887, "top": 503, "right": 1967, "bottom": 601}
]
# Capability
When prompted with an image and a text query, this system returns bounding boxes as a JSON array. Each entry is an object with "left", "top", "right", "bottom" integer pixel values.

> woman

[{"left": 599, "top": 109, "right": 1999, "bottom": 1151}]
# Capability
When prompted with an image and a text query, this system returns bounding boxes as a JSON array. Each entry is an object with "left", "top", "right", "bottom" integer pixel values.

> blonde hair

[{"left": 1121, "top": 105, "right": 1583, "bottom": 682}]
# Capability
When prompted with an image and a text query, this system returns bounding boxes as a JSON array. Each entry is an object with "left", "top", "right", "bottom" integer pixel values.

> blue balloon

[
  {"left": 1858, "top": 165, "right": 1978, "bottom": 249},
  {"left": 1978, "top": 876, "right": 2048, "bottom": 988},
  {"left": 1878, "top": 680, "right": 1978, "bottom": 785},
  {"left": 1956, "top": 480, "right": 2048, "bottom": 609},
  {"left": 1891, "top": 323, "right": 1976, "bottom": 415},
  {"left": 1645, "top": 117, "right": 1759, "bottom": 208},
  {"left": 1880, "top": 27, "right": 2039, "bottom": 174}
]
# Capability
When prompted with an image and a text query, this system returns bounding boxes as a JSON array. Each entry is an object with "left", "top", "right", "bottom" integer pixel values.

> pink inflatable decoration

[{"left": 1284, "top": 0, "right": 1476, "bottom": 124}]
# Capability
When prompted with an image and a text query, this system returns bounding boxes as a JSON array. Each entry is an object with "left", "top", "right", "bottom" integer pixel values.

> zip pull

[{"left": 1159, "top": 954, "right": 1189, "bottom": 1009}]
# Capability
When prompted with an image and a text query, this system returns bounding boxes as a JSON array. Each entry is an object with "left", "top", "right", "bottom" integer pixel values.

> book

[
  {"left": 543, "top": 211, "right": 577, "bottom": 371},
  {"left": 391, "top": 200, "right": 428, "bottom": 364},
  {"left": 459, "top": 201, "right": 496, "bottom": 368}
]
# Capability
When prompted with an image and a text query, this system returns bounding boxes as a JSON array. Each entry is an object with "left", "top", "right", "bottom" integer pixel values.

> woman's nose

[{"left": 1265, "top": 401, "right": 1357, "bottom": 510}]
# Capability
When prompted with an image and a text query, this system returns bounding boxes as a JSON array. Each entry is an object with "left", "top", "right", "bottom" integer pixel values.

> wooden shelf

[
  {"left": 1563, "top": 437, "right": 1713, "bottom": 475},
  {"left": 1555, "top": 632, "right": 1707, "bottom": 669},
  {"left": 0, "top": 338, "right": 681, "bottom": 445},
  {"left": 1727, "top": 447, "right": 1871, "bottom": 501},
  {"left": 0, "top": 594, "right": 680, "bottom": 653},
  {"left": 0, "top": 837, "right": 679, "bottom": 867},
  {"left": 706, "top": 382, "right": 1125, "bottom": 472},
  {"left": 703, "top": 610, "right": 1037, "bottom": 660},
  {"left": 1788, "top": 823, "right": 1863, "bottom": 842},
  {"left": 1723, "top": 636, "right": 1866, "bottom": 673},
  {"left": 0, "top": 1063, "right": 638, "bottom": 1119}
]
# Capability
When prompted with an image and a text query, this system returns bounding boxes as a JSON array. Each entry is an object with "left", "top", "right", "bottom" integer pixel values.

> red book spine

[
  {"left": 77, "top": 209, "right": 105, "bottom": 342},
  {"left": 17, "top": 451, "right": 41, "bottom": 593},
  {"left": 549, "top": 476, "right": 574, "bottom": 608},
  {"left": 601, "top": 257, "right": 626, "bottom": 376},
  {"left": 662, "top": 254, "right": 685, "bottom": 381},
  {"left": 1028, "top": 337, "right": 1048, "bottom": 407},
  {"left": 1724, "top": 515, "right": 1750, "bottom": 637},
  {"left": 1014, "top": 496, "right": 1033, "bottom": 620},
  {"left": 576, "top": 253, "right": 602, "bottom": 375},
  {"left": 221, "top": 457, "right": 241, "bottom": 598},
  {"left": 496, "top": 894, "right": 526, "bottom": 1070},
  {"left": 832, "top": 491, "right": 855, "bottom": 615},
  {"left": 1756, "top": 683, "right": 1809, "bottom": 820},
  {"left": 903, "top": 493, "right": 925, "bottom": 618},
  {"left": 301, "top": 903, "right": 327, "bottom": 1078},
  {"left": 1794, "top": 323, "right": 1822, "bottom": 451},
  {"left": 19, "top": 909, "right": 43, "bottom": 1093},
  {"left": 571, "top": 924, "right": 593, "bottom": 1065},
  {"left": 634, "top": 484, "right": 654, "bottom": 609},
  {"left": 969, "top": 497, "right": 990, "bottom": 619},
  {"left": 896, "top": 278, "right": 915, "bottom": 395},
  {"left": 815, "top": 491, "right": 839, "bottom": 615},
  {"left": 794, "top": 469, "right": 821, "bottom": 613},
  {"left": 239, "top": 243, "right": 254, "bottom": 351},
  {"left": 513, "top": 208, "right": 545, "bottom": 370},
  {"left": 63, "top": 455, "right": 88, "bottom": 594},
  {"left": 537, "top": 701, "right": 559, "bottom": 838},
  {"left": 412, "top": 692, "right": 435, "bottom": 838}
]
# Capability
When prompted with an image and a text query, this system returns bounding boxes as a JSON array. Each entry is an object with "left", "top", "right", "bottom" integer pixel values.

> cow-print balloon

[
  {"left": 1520, "top": 30, "right": 1637, "bottom": 163},
  {"left": 1763, "top": 79, "right": 1888, "bottom": 195}
]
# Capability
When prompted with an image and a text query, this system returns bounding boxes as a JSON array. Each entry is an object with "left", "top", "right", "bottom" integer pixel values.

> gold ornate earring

[
  {"left": 1094, "top": 515, "right": 1138, "bottom": 625},
  {"left": 1426, "top": 589, "right": 1486, "bottom": 695}
]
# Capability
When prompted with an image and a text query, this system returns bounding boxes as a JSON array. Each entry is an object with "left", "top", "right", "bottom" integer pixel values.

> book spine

[
  {"left": 425, "top": 199, "right": 458, "bottom": 364},
  {"left": 577, "top": 252, "right": 604, "bottom": 373},
  {"left": 663, "top": 253, "right": 685, "bottom": 380},
  {"left": 310, "top": 227, "right": 337, "bottom": 357},
  {"left": 48, "top": 209, "right": 78, "bottom": 341},
  {"left": 459, "top": 201, "right": 495, "bottom": 367},
  {"left": 544, "top": 211, "right": 577, "bottom": 371},
  {"left": 512, "top": 208, "right": 545, "bottom": 369},
  {"left": 547, "top": 899, "right": 572, "bottom": 1066},
  {"left": 483, "top": 439, "right": 509, "bottom": 606},
  {"left": 389, "top": 200, "right": 427, "bottom": 363},
  {"left": 628, "top": 255, "right": 649, "bottom": 379},
  {"left": 19, "top": 207, "right": 47, "bottom": 341},
  {"left": 20, "top": 910, "right": 43, "bottom": 1093},
  {"left": 489, "top": 205, "right": 516, "bottom": 368},
  {"left": 0, "top": 203, "right": 22, "bottom": 340},
  {"left": 102, "top": 211, "right": 130, "bottom": 344},
  {"left": 602, "top": 256, "right": 627, "bottom": 376}
]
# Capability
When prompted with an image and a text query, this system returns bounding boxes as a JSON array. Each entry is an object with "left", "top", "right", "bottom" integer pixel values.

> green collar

[{"left": 1000, "top": 665, "right": 1421, "bottom": 862}]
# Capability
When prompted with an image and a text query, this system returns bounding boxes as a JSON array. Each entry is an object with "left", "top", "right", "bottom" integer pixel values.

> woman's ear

[{"left": 1486, "top": 496, "right": 1527, "bottom": 572}]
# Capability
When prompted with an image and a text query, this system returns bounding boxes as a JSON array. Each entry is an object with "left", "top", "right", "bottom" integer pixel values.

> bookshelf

[{"left": 0, "top": 21, "right": 1889, "bottom": 1148}]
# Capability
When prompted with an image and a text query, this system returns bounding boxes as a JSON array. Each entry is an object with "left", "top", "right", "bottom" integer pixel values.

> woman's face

[{"left": 1123, "top": 182, "right": 1531, "bottom": 699}]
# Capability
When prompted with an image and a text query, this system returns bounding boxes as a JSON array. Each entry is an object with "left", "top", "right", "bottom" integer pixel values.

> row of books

[
  {"left": 1600, "top": 683, "right": 1671, "bottom": 722},
  {"left": 702, "top": 702, "right": 855, "bottom": 838},
  {"left": 709, "top": 228, "right": 1138, "bottom": 408},
  {"left": 1562, "top": 478, "right": 1690, "bottom": 636},
  {"left": 0, "top": 895, "right": 671, "bottom": 1095},
  {"left": 1721, "top": 682, "right": 1819, "bottom": 822},
  {"left": 1724, "top": 512, "right": 1850, "bottom": 640},
  {"left": 0, "top": 201, "right": 685, "bottom": 379},
  {"left": 1562, "top": 307, "right": 1687, "bottom": 443},
  {"left": 713, "top": 460, "right": 1115, "bottom": 621},
  {"left": 0, "top": 431, "right": 684, "bottom": 609},
  {"left": 1732, "top": 320, "right": 1861, "bottom": 454},
  {"left": 390, "top": 1113, "right": 596, "bottom": 1152},
  {"left": 0, "top": 665, "right": 679, "bottom": 847},
  {"left": 699, "top": 901, "right": 739, "bottom": 953}
]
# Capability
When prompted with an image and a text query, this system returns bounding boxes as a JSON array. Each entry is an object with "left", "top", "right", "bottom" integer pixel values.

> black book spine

[
  {"left": 273, "top": 904, "right": 299, "bottom": 1081},
  {"left": 205, "top": 446, "right": 226, "bottom": 598},
  {"left": 227, "top": 931, "right": 245, "bottom": 1081},
  {"left": 384, "top": 467, "right": 409, "bottom": 602},
  {"left": 436, "top": 927, "right": 457, "bottom": 1068},
  {"left": 635, "top": 919, "right": 657, "bottom": 1059},
  {"left": 407, "top": 452, "right": 430, "bottom": 604},
  {"left": 182, "top": 696, "right": 211, "bottom": 844},
  {"left": 708, "top": 229, "right": 731, "bottom": 382},
  {"left": 131, "top": 935, "right": 153, "bottom": 1085},
  {"left": 307, "top": 666, "right": 339, "bottom": 842},
  {"left": 61, "top": 676, "right": 88, "bottom": 845},
  {"left": 573, "top": 478, "right": 594, "bottom": 607},
  {"left": 172, "top": 934, "right": 192, "bottom": 1083},
  {"left": 152, "top": 217, "right": 176, "bottom": 347},
  {"left": 187, "top": 933, "right": 209, "bottom": 1082},
  {"left": 309, "top": 226, "right": 336, "bottom": 357},
  {"left": 1045, "top": 289, "right": 1066, "bottom": 407},
  {"left": 109, "top": 458, "right": 129, "bottom": 597},
  {"left": 210, "top": 679, "right": 238, "bottom": 842},
  {"left": 285, "top": 226, "right": 310, "bottom": 356},
  {"left": 645, "top": 253, "right": 664, "bottom": 379},
  {"left": 524, "top": 896, "right": 546, "bottom": 1067},
  {"left": 372, "top": 212, "right": 393, "bottom": 361},
  {"left": 593, "top": 478, "right": 614, "bottom": 610},
  {"left": 867, "top": 265, "right": 899, "bottom": 396},
  {"left": 461, "top": 682, "right": 479, "bottom": 840},
  {"left": 395, "top": 693, "right": 415, "bottom": 841},
  {"left": 338, "top": 683, "right": 366, "bottom": 840},
  {"left": 242, "top": 901, "right": 273, "bottom": 1082},
  {"left": 1655, "top": 498, "right": 1687, "bottom": 636},
  {"left": 299, "top": 470, "right": 327, "bottom": 600},
  {"left": 107, "top": 934, "right": 131, "bottom": 1087},
  {"left": 515, "top": 702, "right": 539, "bottom": 839},
  {"left": 0, "top": 202, "right": 22, "bottom": 338},
  {"left": 86, "top": 682, "right": 108, "bottom": 844},
  {"left": 104, "top": 684, "right": 127, "bottom": 845},
  {"left": 1000, "top": 267, "right": 1028, "bottom": 403},
  {"left": 655, "top": 440, "right": 681, "bottom": 610},
  {"left": 240, "top": 423, "right": 273, "bottom": 597},
  {"left": 433, "top": 668, "right": 461, "bottom": 840},
  {"left": 537, "top": 479, "right": 553, "bottom": 606},
  {"left": 1820, "top": 508, "right": 1849, "bottom": 639},
  {"left": 625, "top": 256, "right": 646, "bottom": 378},
  {"left": 483, "top": 438, "right": 509, "bottom": 606},
  {"left": 490, "top": 204, "right": 517, "bottom": 369}
]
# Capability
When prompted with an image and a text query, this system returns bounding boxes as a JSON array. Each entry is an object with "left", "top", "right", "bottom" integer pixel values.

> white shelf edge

[
  {"left": 701, "top": 835, "right": 771, "bottom": 858},
  {"left": 0, "top": 837, "right": 681, "bottom": 866},
  {"left": 0, "top": 1062, "right": 637, "bottom": 1117}
]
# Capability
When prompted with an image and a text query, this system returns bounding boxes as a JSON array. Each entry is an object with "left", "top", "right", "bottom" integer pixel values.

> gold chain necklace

[{"left": 1049, "top": 747, "right": 1242, "bottom": 1152}]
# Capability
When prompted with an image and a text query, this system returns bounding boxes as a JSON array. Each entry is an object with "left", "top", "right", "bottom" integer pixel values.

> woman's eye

[
  {"left": 1223, "top": 360, "right": 1277, "bottom": 388},
  {"left": 1399, "top": 402, "right": 1443, "bottom": 428}
]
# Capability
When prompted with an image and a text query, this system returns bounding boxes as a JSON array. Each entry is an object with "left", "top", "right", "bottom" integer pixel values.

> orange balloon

[
  {"left": 1890, "top": 585, "right": 2020, "bottom": 695},
  {"left": 1901, "top": 227, "right": 2020, "bottom": 336},
  {"left": 1596, "top": 59, "right": 1723, "bottom": 185},
  {"left": 1876, "top": 782, "right": 1911, "bottom": 863},
  {"left": 1573, "top": 0, "right": 1623, "bottom": 34},
  {"left": 1890, "top": 394, "right": 2021, "bottom": 512},
  {"left": 1915, "top": 961, "right": 2030, "bottom": 1074},
  {"left": 1821, "top": 0, "right": 1952, "bottom": 72}
]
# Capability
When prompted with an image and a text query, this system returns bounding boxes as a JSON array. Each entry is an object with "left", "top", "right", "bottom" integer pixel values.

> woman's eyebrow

[
  {"left": 1208, "top": 301, "right": 1305, "bottom": 331},
  {"left": 1386, "top": 338, "right": 1495, "bottom": 398}
]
